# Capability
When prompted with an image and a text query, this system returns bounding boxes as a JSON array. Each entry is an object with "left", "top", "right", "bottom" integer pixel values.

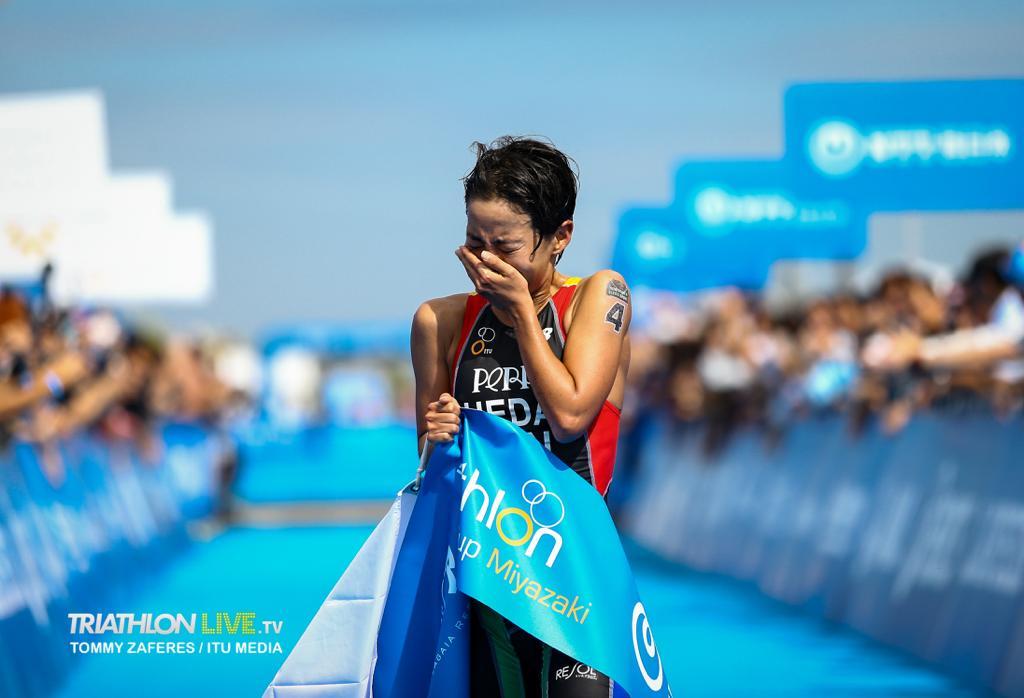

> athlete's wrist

[{"left": 507, "top": 299, "right": 539, "bottom": 331}]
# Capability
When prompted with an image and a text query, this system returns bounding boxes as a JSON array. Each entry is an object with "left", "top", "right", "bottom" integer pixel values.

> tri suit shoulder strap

[
  {"left": 450, "top": 291, "right": 488, "bottom": 393},
  {"left": 552, "top": 276, "right": 582, "bottom": 334}
]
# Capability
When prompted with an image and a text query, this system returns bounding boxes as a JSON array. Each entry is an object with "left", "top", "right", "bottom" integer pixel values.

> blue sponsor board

[
  {"left": 612, "top": 205, "right": 772, "bottom": 292},
  {"left": 674, "top": 160, "right": 867, "bottom": 260},
  {"left": 612, "top": 158, "right": 869, "bottom": 292},
  {"left": 785, "top": 79, "right": 1024, "bottom": 210}
]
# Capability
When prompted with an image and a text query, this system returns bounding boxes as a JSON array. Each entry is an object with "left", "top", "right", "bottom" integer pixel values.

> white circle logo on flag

[{"left": 632, "top": 601, "right": 664, "bottom": 691}]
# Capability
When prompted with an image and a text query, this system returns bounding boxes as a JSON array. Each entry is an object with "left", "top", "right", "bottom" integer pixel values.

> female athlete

[{"left": 411, "top": 135, "right": 631, "bottom": 698}]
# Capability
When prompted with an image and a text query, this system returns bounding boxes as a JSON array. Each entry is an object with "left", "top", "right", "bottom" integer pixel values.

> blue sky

[{"left": 2, "top": 0, "right": 1023, "bottom": 335}]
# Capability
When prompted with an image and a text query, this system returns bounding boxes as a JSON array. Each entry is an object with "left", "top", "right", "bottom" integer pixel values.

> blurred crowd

[
  {"left": 0, "top": 276, "right": 254, "bottom": 515},
  {"left": 622, "top": 244, "right": 1024, "bottom": 456},
  {"left": 8, "top": 243, "right": 1023, "bottom": 495}
]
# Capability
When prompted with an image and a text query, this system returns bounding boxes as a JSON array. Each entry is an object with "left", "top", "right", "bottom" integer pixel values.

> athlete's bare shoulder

[
  {"left": 411, "top": 292, "right": 472, "bottom": 353},
  {"left": 564, "top": 269, "right": 631, "bottom": 331},
  {"left": 575, "top": 269, "right": 629, "bottom": 299}
]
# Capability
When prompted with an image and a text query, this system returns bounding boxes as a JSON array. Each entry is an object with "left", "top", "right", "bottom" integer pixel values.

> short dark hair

[{"left": 462, "top": 136, "right": 578, "bottom": 265}]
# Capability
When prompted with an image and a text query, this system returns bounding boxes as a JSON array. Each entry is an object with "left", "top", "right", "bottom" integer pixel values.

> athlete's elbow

[{"left": 547, "top": 410, "right": 588, "bottom": 443}]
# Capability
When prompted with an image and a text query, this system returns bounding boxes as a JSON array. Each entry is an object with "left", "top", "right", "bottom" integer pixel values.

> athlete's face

[{"left": 463, "top": 198, "right": 570, "bottom": 292}]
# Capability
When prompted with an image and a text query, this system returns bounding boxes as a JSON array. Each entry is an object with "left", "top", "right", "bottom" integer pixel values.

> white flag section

[{"left": 263, "top": 487, "right": 418, "bottom": 698}]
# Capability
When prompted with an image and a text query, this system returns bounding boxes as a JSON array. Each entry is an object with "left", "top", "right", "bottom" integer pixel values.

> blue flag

[
  {"left": 375, "top": 407, "right": 672, "bottom": 697},
  {"left": 266, "top": 407, "right": 673, "bottom": 697}
]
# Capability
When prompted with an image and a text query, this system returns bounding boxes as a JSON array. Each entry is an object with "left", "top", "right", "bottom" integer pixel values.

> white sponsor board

[
  {"left": 0, "top": 89, "right": 213, "bottom": 304},
  {"left": 1, "top": 174, "right": 211, "bottom": 303},
  {"left": 50, "top": 212, "right": 213, "bottom": 304},
  {"left": 0, "top": 90, "right": 108, "bottom": 190}
]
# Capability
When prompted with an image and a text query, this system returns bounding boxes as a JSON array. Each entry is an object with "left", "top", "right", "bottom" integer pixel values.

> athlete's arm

[
  {"left": 411, "top": 297, "right": 462, "bottom": 457},
  {"left": 514, "top": 270, "right": 631, "bottom": 442},
  {"left": 518, "top": 269, "right": 630, "bottom": 441}
]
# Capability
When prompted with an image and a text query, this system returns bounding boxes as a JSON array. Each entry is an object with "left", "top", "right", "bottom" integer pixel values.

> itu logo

[
  {"left": 631, "top": 601, "right": 665, "bottom": 691},
  {"left": 470, "top": 326, "right": 496, "bottom": 356},
  {"left": 807, "top": 118, "right": 1013, "bottom": 178}
]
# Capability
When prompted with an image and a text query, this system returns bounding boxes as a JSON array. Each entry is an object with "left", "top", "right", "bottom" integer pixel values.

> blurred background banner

[
  {"left": 0, "top": 91, "right": 213, "bottom": 304},
  {"left": 612, "top": 205, "right": 773, "bottom": 293},
  {"left": 612, "top": 158, "right": 869, "bottom": 294},
  {"left": 674, "top": 160, "right": 867, "bottom": 261},
  {"left": 0, "top": 91, "right": 109, "bottom": 192},
  {"left": 784, "top": 79, "right": 1024, "bottom": 210},
  {"left": 615, "top": 78, "right": 1024, "bottom": 298}
]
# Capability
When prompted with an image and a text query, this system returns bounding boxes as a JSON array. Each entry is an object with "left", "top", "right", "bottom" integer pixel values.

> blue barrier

[
  {"left": 621, "top": 410, "right": 1024, "bottom": 696},
  {"left": 233, "top": 422, "right": 417, "bottom": 503},
  {"left": 0, "top": 424, "right": 223, "bottom": 698}
]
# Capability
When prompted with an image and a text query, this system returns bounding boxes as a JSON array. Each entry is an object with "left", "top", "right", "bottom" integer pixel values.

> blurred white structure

[{"left": 0, "top": 90, "right": 214, "bottom": 304}]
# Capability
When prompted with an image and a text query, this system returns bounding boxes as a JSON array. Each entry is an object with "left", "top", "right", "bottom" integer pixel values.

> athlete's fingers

[
  {"left": 478, "top": 250, "right": 513, "bottom": 277},
  {"left": 457, "top": 246, "right": 508, "bottom": 293},
  {"left": 476, "top": 265, "right": 501, "bottom": 286},
  {"left": 437, "top": 393, "right": 460, "bottom": 412},
  {"left": 427, "top": 395, "right": 460, "bottom": 424},
  {"left": 426, "top": 422, "right": 458, "bottom": 441},
  {"left": 458, "top": 246, "right": 504, "bottom": 289},
  {"left": 426, "top": 430, "right": 453, "bottom": 443},
  {"left": 455, "top": 247, "right": 484, "bottom": 286},
  {"left": 432, "top": 419, "right": 459, "bottom": 433},
  {"left": 426, "top": 421, "right": 459, "bottom": 435},
  {"left": 456, "top": 244, "right": 483, "bottom": 266},
  {"left": 426, "top": 411, "right": 459, "bottom": 425}
]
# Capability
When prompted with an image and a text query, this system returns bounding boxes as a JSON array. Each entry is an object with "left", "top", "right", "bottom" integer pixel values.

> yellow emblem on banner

[{"left": 5, "top": 222, "right": 57, "bottom": 258}]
